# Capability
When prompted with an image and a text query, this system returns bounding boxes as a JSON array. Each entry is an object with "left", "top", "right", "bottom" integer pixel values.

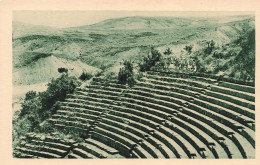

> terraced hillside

[{"left": 14, "top": 71, "right": 255, "bottom": 159}]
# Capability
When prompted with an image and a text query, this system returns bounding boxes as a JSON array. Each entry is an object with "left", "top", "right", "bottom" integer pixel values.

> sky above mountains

[{"left": 13, "top": 11, "right": 254, "bottom": 28}]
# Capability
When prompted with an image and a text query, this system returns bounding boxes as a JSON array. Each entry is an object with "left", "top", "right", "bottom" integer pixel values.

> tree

[
  {"left": 118, "top": 60, "right": 135, "bottom": 87},
  {"left": 40, "top": 74, "right": 80, "bottom": 115},
  {"left": 24, "top": 90, "right": 37, "bottom": 101},
  {"left": 139, "top": 47, "right": 162, "bottom": 72},
  {"left": 163, "top": 47, "right": 172, "bottom": 55},
  {"left": 58, "top": 67, "right": 68, "bottom": 74},
  {"left": 79, "top": 71, "right": 92, "bottom": 81},
  {"left": 184, "top": 45, "right": 193, "bottom": 54},
  {"left": 204, "top": 40, "right": 215, "bottom": 54}
]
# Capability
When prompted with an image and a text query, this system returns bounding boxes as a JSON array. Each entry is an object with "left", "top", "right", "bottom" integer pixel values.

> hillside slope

[
  {"left": 13, "top": 55, "right": 100, "bottom": 86},
  {"left": 13, "top": 15, "right": 255, "bottom": 85}
]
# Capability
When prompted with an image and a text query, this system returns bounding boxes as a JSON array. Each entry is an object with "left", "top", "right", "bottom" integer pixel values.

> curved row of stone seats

[
  {"left": 84, "top": 138, "right": 120, "bottom": 155},
  {"left": 191, "top": 98, "right": 255, "bottom": 146},
  {"left": 169, "top": 116, "right": 220, "bottom": 158},
  {"left": 64, "top": 96, "right": 114, "bottom": 113},
  {"left": 134, "top": 82, "right": 196, "bottom": 103},
  {"left": 68, "top": 140, "right": 125, "bottom": 159},
  {"left": 56, "top": 109, "right": 98, "bottom": 122},
  {"left": 115, "top": 100, "right": 202, "bottom": 158},
  {"left": 142, "top": 73, "right": 255, "bottom": 145},
  {"left": 165, "top": 72, "right": 254, "bottom": 93},
  {"left": 68, "top": 147, "right": 98, "bottom": 158},
  {"left": 141, "top": 77, "right": 204, "bottom": 93},
  {"left": 14, "top": 133, "right": 73, "bottom": 158},
  {"left": 69, "top": 93, "right": 115, "bottom": 106},
  {"left": 52, "top": 114, "right": 91, "bottom": 126},
  {"left": 121, "top": 96, "right": 176, "bottom": 120},
  {"left": 94, "top": 125, "right": 150, "bottom": 158},
  {"left": 13, "top": 151, "right": 37, "bottom": 158},
  {"left": 49, "top": 117, "right": 89, "bottom": 130},
  {"left": 122, "top": 90, "right": 217, "bottom": 158},
  {"left": 218, "top": 81, "right": 255, "bottom": 94},
  {"left": 198, "top": 93, "right": 255, "bottom": 125},
  {"left": 178, "top": 106, "right": 238, "bottom": 158},
  {"left": 141, "top": 76, "right": 255, "bottom": 133},
  {"left": 91, "top": 131, "right": 139, "bottom": 158},
  {"left": 145, "top": 74, "right": 209, "bottom": 89},
  {"left": 148, "top": 70, "right": 254, "bottom": 88},
  {"left": 139, "top": 78, "right": 255, "bottom": 113},
  {"left": 57, "top": 105, "right": 100, "bottom": 121},
  {"left": 130, "top": 85, "right": 232, "bottom": 158},
  {"left": 204, "top": 89, "right": 254, "bottom": 110},
  {"left": 102, "top": 114, "right": 169, "bottom": 158},
  {"left": 87, "top": 83, "right": 124, "bottom": 93},
  {"left": 107, "top": 104, "right": 189, "bottom": 158},
  {"left": 171, "top": 110, "right": 230, "bottom": 158},
  {"left": 91, "top": 78, "right": 128, "bottom": 89},
  {"left": 186, "top": 103, "right": 255, "bottom": 158},
  {"left": 76, "top": 90, "right": 118, "bottom": 102},
  {"left": 147, "top": 71, "right": 255, "bottom": 101},
  {"left": 88, "top": 87, "right": 122, "bottom": 97},
  {"left": 140, "top": 77, "right": 254, "bottom": 122},
  {"left": 137, "top": 72, "right": 255, "bottom": 159},
  {"left": 209, "top": 84, "right": 254, "bottom": 102},
  {"left": 96, "top": 120, "right": 155, "bottom": 158},
  {"left": 60, "top": 100, "right": 106, "bottom": 115}
]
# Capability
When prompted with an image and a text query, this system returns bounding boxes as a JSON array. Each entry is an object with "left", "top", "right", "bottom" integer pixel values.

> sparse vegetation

[
  {"left": 191, "top": 29, "right": 255, "bottom": 81},
  {"left": 15, "top": 52, "right": 52, "bottom": 68}
]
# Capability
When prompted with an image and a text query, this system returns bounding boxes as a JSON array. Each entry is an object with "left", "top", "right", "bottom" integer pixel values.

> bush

[
  {"left": 204, "top": 40, "right": 215, "bottom": 54},
  {"left": 19, "top": 74, "right": 81, "bottom": 128},
  {"left": 40, "top": 74, "right": 80, "bottom": 115},
  {"left": 58, "top": 67, "right": 68, "bottom": 74},
  {"left": 184, "top": 45, "right": 193, "bottom": 54},
  {"left": 20, "top": 97, "right": 42, "bottom": 129},
  {"left": 79, "top": 72, "right": 92, "bottom": 81},
  {"left": 163, "top": 47, "right": 172, "bottom": 55},
  {"left": 118, "top": 60, "right": 135, "bottom": 87},
  {"left": 24, "top": 90, "right": 37, "bottom": 101},
  {"left": 139, "top": 47, "right": 162, "bottom": 72}
]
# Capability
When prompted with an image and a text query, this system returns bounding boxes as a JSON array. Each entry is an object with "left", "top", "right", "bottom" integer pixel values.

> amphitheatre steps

[
  {"left": 139, "top": 71, "right": 254, "bottom": 159},
  {"left": 14, "top": 133, "right": 74, "bottom": 158},
  {"left": 15, "top": 71, "right": 255, "bottom": 159}
]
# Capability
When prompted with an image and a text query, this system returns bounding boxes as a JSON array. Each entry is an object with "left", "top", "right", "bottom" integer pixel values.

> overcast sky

[{"left": 13, "top": 11, "right": 254, "bottom": 28}]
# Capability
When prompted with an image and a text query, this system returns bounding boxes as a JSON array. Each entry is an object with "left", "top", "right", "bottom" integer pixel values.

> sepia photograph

[{"left": 11, "top": 10, "right": 255, "bottom": 159}]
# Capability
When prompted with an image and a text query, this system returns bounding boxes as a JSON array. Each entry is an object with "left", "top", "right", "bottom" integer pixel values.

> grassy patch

[{"left": 15, "top": 52, "right": 52, "bottom": 68}]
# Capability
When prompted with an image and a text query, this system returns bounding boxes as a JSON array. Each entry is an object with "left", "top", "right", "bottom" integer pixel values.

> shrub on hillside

[
  {"left": 20, "top": 97, "right": 42, "bottom": 130},
  {"left": 79, "top": 71, "right": 93, "bottom": 81},
  {"left": 163, "top": 47, "right": 173, "bottom": 55},
  {"left": 18, "top": 74, "right": 81, "bottom": 131},
  {"left": 58, "top": 67, "right": 68, "bottom": 74},
  {"left": 40, "top": 74, "right": 80, "bottom": 115},
  {"left": 24, "top": 90, "right": 37, "bottom": 101},
  {"left": 204, "top": 40, "right": 215, "bottom": 55},
  {"left": 184, "top": 45, "right": 193, "bottom": 54},
  {"left": 139, "top": 47, "right": 162, "bottom": 72},
  {"left": 118, "top": 60, "right": 135, "bottom": 87}
]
